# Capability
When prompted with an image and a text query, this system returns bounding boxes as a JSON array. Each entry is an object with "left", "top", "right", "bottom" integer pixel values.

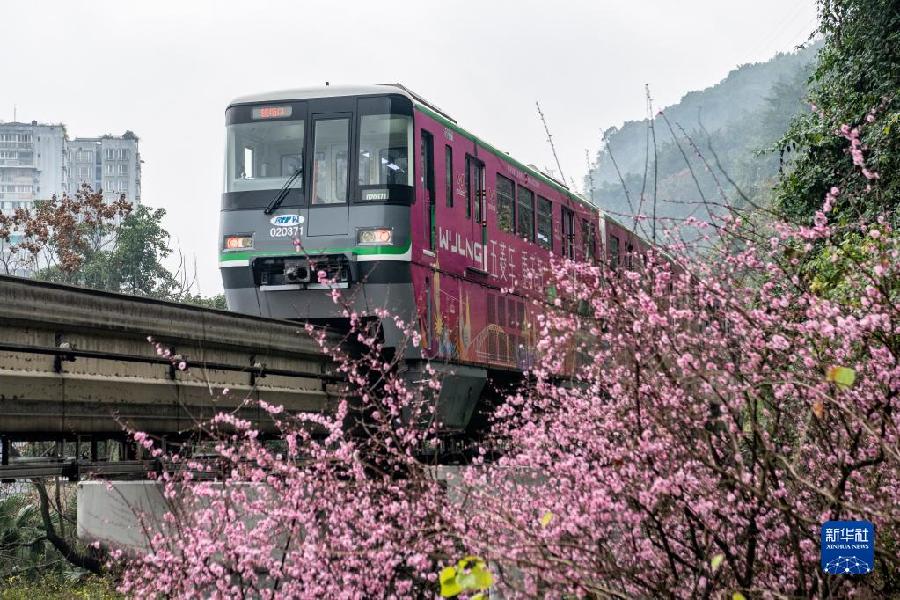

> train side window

[
  {"left": 465, "top": 156, "right": 472, "bottom": 218},
  {"left": 536, "top": 196, "right": 553, "bottom": 250},
  {"left": 516, "top": 186, "right": 535, "bottom": 242},
  {"left": 561, "top": 206, "right": 575, "bottom": 259},
  {"left": 421, "top": 130, "right": 435, "bottom": 249},
  {"left": 581, "top": 219, "right": 596, "bottom": 262},
  {"left": 496, "top": 174, "right": 515, "bottom": 233},
  {"left": 445, "top": 145, "right": 453, "bottom": 208},
  {"left": 609, "top": 234, "right": 620, "bottom": 270},
  {"left": 472, "top": 159, "right": 485, "bottom": 225}
]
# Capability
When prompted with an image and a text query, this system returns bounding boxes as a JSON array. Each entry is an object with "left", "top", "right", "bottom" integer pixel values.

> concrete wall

[{"left": 77, "top": 480, "right": 168, "bottom": 550}]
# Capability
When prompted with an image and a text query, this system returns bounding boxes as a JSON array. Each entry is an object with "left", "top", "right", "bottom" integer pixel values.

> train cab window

[
  {"left": 561, "top": 206, "right": 575, "bottom": 259},
  {"left": 581, "top": 219, "right": 596, "bottom": 262},
  {"left": 609, "top": 234, "right": 620, "bottom": 270},
  {"left": 226, "top": 120, "right": 305, "bottom": 193},
  {"left": 312, "top": 118, "right": 350, "bottom": 204},
  {"left": 358, "top": 114, "right": 413, "bottom": 187},
  {"left": 537, "top": 196, "right": 553, "bottom": 250},
  {"left": 516, "top": 186, "right": 535, "bottom": 241},
  {"left": 496, "top": 174, "right": 514, "bottom": 233},
  {"left": 445, "top": 145, "right": 453, "bottom": 207}
]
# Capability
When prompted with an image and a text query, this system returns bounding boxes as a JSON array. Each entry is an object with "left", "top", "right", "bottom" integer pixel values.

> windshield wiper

[{"left": 263, "top": 169, "right": 303, "bottom": 215}]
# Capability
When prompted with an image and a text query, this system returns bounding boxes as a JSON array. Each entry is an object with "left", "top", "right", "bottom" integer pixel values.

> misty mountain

[{"left": 586, "top": 44, "right": 820, "bottom": 236}]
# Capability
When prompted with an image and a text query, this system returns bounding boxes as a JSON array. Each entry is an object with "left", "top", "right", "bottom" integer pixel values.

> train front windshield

[
  {"left": 226, "top": 120, "right": 305, "bottom": 194},
  {"left": 224, "top": 98, "right": 413, "bottom": 203}
]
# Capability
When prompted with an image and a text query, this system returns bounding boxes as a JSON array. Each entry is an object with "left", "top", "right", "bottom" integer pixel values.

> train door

[
  {"left": 421, "top": 130, "right": 436, "bottom": 250},
  {"left": 469, "top": 156, "right": 486, "bottom": 270},
  {"left": 305, "top": 113, "right": 351, "bottom": 237}
]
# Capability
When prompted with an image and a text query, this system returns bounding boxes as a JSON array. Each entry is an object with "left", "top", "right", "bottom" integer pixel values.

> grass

[{"left": 0, "top": 575, "right": 121, "bottom": 599}]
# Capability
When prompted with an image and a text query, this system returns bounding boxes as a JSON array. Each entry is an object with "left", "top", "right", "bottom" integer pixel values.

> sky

[{"left": 1, "top": 0, "right": 818, "bottom": 295}]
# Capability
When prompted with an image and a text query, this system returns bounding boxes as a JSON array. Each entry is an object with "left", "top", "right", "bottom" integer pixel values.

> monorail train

[{"left": 219, "top": 84, "right": 646, "bottom": 432}]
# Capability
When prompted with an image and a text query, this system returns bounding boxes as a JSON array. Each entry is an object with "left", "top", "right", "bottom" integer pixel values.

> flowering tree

[
  {"left": 118, "top": 308, "right": 457, "bottom": 598},
  {"left": 117, "top": 126, "right": 897, "bottom": 598},
  {"left": 459, "top": 216, "right": 897, "bottom": 597}
]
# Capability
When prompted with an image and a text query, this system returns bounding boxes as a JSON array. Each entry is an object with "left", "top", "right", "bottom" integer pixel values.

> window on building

[
  {"left": 496, "top": 174, "right": 514, "bottom": 233},
  {"left": 444, "top": 145, "right": 453, "bottom": 208},
  {"left": 119, "top": 180, "right": 128, "bottom": 192},
  {"left": 105, "top": 164, "right": 114, "bottom": 174},
  {"left": 561, "top": 206, "right": 575, "bottom": 259},
  {"left": 105, "top": 148, "right": 115, "bottom": 159},
  {"left": 118, "top": 164, "right": 128, "bottom": 175},
  {"left": 609, "top": 234, "right": 620, "bottom": 270},
  {"left": 516, "top": 186, "right": 534, "bottom": 241},
  {"left": 537, "top": 196, "right": 553, "bottom": 250},
  {"left": 119, "top": 149, "right": 128, "bottom": 160},
  {"left": 626, "top": 243, "right": 634, "bottom": 269},
  {"left": 104, "top": 178, "right": 115, "bottom": 191},
  {"left": 581, "top": 219, "right": 596, "bottom": 262}
]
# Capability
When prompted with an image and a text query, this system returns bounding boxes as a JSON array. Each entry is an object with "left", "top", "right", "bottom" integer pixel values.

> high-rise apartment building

[
  {"left": 0, "top": 121, "right": 68, "bottom": 212},
  {"left": 68, "top": 132, "right": 141, "bottom": 203},
  {"left": 0, "top": 121, "right": 141, "bottom": 213}
]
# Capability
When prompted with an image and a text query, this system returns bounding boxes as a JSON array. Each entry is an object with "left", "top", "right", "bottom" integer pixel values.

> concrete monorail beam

[{"left": 0, "top": 275, "right": 340, "bottom": 439}]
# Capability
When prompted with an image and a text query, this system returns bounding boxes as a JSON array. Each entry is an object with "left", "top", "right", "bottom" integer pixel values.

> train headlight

[
  {"left": 357, "top": 228, "right": 392, "bottom": 245},
  {"left": 224, "top": 234, "right": 254, "bottom": 250}
]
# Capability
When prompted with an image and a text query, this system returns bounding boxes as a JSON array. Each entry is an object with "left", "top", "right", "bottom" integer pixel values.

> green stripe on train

[{"left": 219, "top": 242, "right": 411, "bottom": 263}]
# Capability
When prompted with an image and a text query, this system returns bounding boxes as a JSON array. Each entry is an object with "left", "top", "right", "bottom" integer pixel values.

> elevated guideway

[{"left": 0, "top": 274, "right": 341, "bottom": 445}]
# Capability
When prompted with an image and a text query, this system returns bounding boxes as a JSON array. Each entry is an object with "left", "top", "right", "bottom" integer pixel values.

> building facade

[
  {"left": 68, "top": 132, "right": 141, "bottom": 203},
  {"left": 0, "top": 121, "right": 141, "bottom": 213},
  {"left": 0, "top": 121, "right": 68, "bottom": 213}
]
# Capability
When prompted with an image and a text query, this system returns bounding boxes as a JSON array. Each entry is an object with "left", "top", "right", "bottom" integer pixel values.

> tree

[
  {"left": 104, "top": 205, "right": 178, "bottom": 298},
  {"left": 31, "top": 184, "right": 133, "bottom": 280},
  {"left": 775, "top": 0, "right": 900, "bottom": 224},
  {"left": 0, "top": 185, "right": 129, "bottom": 278}
]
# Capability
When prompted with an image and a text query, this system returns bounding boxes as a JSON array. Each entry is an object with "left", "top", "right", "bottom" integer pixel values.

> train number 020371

[{"left": 270, "top": 226, "right": 302, "bottom": 238}]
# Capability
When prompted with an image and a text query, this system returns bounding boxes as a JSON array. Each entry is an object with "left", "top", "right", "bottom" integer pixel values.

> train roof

[
  {"left": 228, "top": 83, "right": 601, "bottom": 215},
  {"left": 228, "top": 84, "right": 411, "bottom": 106}
]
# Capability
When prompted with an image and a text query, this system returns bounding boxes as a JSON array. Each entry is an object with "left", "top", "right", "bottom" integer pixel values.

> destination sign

[{"left": 251, "top": 105, "right": 292, "bottom": 120}]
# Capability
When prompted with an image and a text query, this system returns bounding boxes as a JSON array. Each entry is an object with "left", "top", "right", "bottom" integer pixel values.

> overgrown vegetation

[
  {"left": 0, "top": 485, "right": 105, "bottom": 591},
  {"left": 775, "top": 0, "right": 899, "bottom": 224}
]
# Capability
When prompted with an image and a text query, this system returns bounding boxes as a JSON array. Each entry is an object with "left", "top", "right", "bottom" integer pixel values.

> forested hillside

[{"left": 587, "top": 44, "right": 820, "bottom": 234}]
